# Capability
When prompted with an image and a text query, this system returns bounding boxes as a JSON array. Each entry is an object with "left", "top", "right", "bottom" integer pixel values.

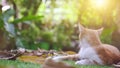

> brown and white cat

[{"left": 52, "top": 24, "right": 120, "bottom": 66}]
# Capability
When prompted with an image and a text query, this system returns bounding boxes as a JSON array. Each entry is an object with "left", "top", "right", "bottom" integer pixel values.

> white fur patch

[
  {"left": 75, "top": 59, "right": 95, "bottom": 65},
  {"left": 78, "top": 38, "right": 103, "bottom": 65}
]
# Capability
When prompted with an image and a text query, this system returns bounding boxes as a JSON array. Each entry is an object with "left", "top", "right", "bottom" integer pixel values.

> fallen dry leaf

[{"left": 0, "top": 51, "right": 21, "bottom": 60}]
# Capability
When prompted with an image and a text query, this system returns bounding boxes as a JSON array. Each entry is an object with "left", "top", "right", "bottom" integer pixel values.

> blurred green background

[{"left": 0, "top": 0, "right": 120, "bottom": 51}]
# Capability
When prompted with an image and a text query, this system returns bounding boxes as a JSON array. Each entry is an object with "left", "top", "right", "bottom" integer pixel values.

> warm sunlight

[{"left": 91, "top": 0, "right": 107, "bottom": 8}]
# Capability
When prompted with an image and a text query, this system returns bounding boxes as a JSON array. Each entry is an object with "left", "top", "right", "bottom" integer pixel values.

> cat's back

[
  {"left": 95, "top": 44, "right": 120, "bottom": 65},
  {"left": 102, "top": 44, "right": 120, "bottom": 55}
]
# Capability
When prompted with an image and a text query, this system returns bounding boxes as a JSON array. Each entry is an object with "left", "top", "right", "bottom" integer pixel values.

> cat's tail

[
  {"left": 113, "top": 63, "right": 120, "bottom": 68},
  {"left": 42, "top": 57, "right": 74, "bottom": 68},
  {"left": 113, "top": 55, "right": 120, "bottom": 68}
]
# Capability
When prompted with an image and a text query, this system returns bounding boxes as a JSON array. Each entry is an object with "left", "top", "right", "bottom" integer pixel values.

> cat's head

[{"left": 78, "top": 24, "right": 103, "bottom": 45}]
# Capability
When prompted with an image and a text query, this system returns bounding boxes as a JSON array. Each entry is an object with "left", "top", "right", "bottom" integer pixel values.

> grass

[
  {"left": 65, "top": 61, "right": 113, "bottom": 68},
  {"left": 0, "top": 60, "right": 113, "bottom": 68},
  {"left": 0, "top": 60, "right": 41, "bottom": 68}
]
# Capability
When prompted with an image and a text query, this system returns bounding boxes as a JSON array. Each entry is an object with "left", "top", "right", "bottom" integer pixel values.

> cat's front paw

[
  {"left": 75, "top": 59, "right": 93, "bottom": 65},
  {"left": 75, "top": 60, "right": 85, "bottom": 65}
]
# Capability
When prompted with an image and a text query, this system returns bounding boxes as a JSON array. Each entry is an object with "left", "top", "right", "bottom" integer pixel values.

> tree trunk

[{"left": 0, "top": 29, "right": 16, "bottom": 50}]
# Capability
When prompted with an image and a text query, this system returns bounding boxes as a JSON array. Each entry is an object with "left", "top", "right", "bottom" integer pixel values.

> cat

[{"left": 51, "top": 24, "right": 120, "bottom": 66}]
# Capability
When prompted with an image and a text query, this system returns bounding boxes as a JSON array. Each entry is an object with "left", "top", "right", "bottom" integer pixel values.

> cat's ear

[
  {"left": 78, "top": 23, "right": 84, "bottom": 32},
  {"left": 97, "top": 27, "right": 104, "bottom": 35}
]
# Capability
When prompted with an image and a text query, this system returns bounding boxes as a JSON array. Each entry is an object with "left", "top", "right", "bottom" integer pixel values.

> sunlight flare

[{"left": 91, "top": 0, "right": 107, "bottom": 8}]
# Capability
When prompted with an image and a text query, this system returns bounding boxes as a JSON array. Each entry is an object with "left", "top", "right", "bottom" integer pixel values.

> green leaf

[
  {"left": 0, "top": 21, "right": 4, "bottom": 29},
  {"left": 0, "top": 16, "right": 4, "bottom": 29},
  {"left": 39, "top": 42, "right": 49, "bottom": 50},
  {"left": 11, "top": 15, "right": 43, "bottom": 24}
]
